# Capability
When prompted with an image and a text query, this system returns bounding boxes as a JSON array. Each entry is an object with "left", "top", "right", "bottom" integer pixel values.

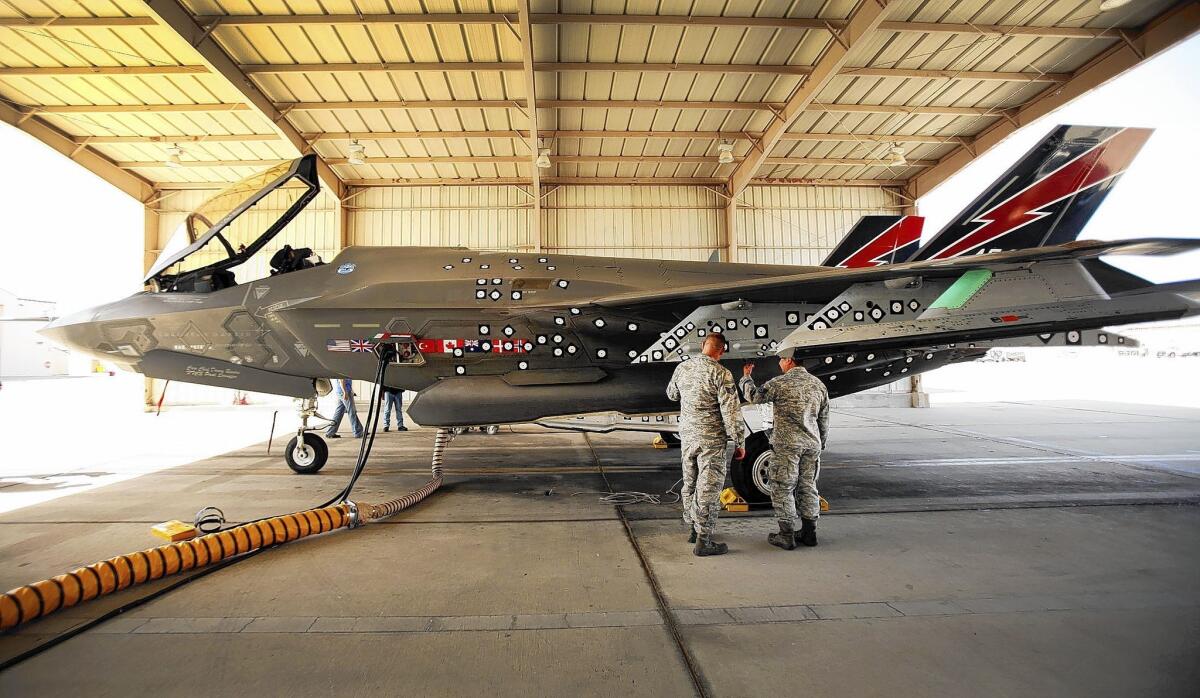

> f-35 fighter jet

[{"left": 42, "top": 125, "right": 1200, "bottom": 492}]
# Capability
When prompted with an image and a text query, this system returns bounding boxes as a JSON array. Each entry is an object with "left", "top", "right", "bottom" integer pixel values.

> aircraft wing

[
  {"left": 594, "top": 237, "right": 1200, "bottom": 311},
  {"left": 602, "top": 237, "right": 1200, "bottom": 364}
]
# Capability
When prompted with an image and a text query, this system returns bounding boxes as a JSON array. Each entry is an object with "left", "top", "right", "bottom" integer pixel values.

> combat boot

[
  {"left": 693, "top": 535, "right": 728, "bottom": 557},
  {"left": 768, "top": 521, "right": 796, "bottom": 550},
  {"left": 687, "top": 529, "right": 697, "bottom": 544},
  {"left": 796, "top": 518, "right": 818, "bottom": 547}
]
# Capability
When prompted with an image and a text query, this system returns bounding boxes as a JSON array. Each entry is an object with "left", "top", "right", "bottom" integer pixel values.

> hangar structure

[{"left": 1, "top": 1, "right": 1196, "bottom": 364}]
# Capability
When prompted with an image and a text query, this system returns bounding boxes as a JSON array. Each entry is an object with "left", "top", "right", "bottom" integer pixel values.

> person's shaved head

[{"left": 702, "top": 332, "right": 727, "bottom": 359}]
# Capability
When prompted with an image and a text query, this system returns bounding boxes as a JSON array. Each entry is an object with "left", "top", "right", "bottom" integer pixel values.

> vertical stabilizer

[
  {"left": 822, "top": 215, "right": 925, "bottom": 267},
  {"left": 911, "top": 125, "right": 1153, "bottom": 260}
]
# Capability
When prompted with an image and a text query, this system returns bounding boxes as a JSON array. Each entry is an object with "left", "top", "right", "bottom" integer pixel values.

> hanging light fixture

[
  {"left": 535, "top": 148, "right": 552, "bottom": 169},
  {"left": 165, "top": 144, "right": 183, "bottom": 169},
  {"left": 347, "top": 140, "right": 366, "bottom": 166},
  {"left": 716, "top": 141, "right": 735, "bottom": 165},
  {"left": 886, "top": 143, "right": 907, "bottom": 167}
]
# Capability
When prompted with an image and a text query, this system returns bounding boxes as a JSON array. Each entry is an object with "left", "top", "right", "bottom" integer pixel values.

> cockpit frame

[{"left": 146, "top": 155, "right": 321, "bottom": 291}]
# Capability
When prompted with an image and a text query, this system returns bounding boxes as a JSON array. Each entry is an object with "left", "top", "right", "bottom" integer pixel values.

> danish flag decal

[{"left": 912, "top": 125, "right": 1153, "bottom": 261}]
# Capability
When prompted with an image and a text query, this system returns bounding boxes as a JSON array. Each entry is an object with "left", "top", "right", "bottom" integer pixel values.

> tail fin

[
  {"left": 822, "top": 215, "right": 924, "bottom": 268},
  {"left": 910, "top": 125, "right": 1153, "bottom": 261}
]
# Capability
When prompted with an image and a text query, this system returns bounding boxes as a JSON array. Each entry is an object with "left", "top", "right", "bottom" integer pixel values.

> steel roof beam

[
  {"left": 120, "top": 155, "right": 933, "bottom": 167},
  {"left": 79, "top": 134, "right": 280, "bottom": 144},
  {"left": 309, "top": 130, "right": 967, "bottom": 145},
  {"left": 0, "top": 65, "right": 209, "bottom": 76},
  {"left": 29, "top": 103, "right": 252, "bottom": 113},
  {"left": 26, "top": 100, "right": 995, "bottom": 117},
  {"left": 237, "top": 62, "right": 1063, "bottom": 82},
  {"left": 155, "top": 176, "right": 900, "bottom": 188},
  {"left": 282, "top": 100, "right": 993, "bottom": 115},
  {"left": 729, "top": 0, "right": 891, "bottom": 198},
  {"left": 0, "top": 14, "right": 1123, "bottom": 40},
  {"left": 142, "top": 0, "right": 344, "bottom": 198},
  {"left": 186, "top": 14, "right": 1121, "bottom": 39},
  {"left": 0, "top": 100, "right": 154, "bottom": 201}
]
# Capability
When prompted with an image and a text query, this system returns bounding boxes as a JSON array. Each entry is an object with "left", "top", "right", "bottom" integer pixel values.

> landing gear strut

[{"left": 286, "top": 396, "right": 329, "bottom": 474}]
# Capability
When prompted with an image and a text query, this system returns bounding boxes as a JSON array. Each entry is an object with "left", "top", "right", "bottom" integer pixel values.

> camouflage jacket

[
  {"left": 739, "top": 366, "right": 829, "bottom": 450},
  {"left": 666, "top": 354, "right": 746, "bottom": 447}
]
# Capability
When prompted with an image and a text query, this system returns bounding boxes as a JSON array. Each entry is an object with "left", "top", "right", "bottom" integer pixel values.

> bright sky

[
  {"left": 0, "top": 35, "right": 1196, "bottom": 315},
  {"left": 917, "top": 35, "right": 1200, "bottom": 282}
]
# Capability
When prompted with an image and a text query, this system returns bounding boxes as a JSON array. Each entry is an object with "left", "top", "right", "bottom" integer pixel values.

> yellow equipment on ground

[
  {"left": 150, "top": 520, "right": 198, "bottom": 542},
  {"left": 720, "top": 488, "right": 831, "bottom": 513},
  {"left": 720, "top": 488, "right": 750, "bottom": 512}
]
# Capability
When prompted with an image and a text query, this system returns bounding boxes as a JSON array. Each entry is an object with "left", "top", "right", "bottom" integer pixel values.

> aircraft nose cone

[{"left": 39, "top": 309, "right": 101, "bottom": 356}]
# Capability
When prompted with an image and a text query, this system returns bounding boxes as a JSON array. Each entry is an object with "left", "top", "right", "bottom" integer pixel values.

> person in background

[
  {"left": 383, "top": 386, "right": 408, "bottom": 432},
  {"left": 739, "top": 352, "right": 829, "bottom": 549},
  {"left": 325, "top": 377, "right": 363, "bottom": 439}
]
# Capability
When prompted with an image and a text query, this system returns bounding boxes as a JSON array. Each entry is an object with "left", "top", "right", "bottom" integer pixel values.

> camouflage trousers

[
  {"left": 679, "top": 437, "right": 729, "bottom": 536},
  {"left": 769, "top": 446, "right": 821, "bottom": 523}
]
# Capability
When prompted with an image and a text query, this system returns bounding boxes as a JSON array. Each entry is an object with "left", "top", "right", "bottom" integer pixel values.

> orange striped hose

[
  {"left": 0, "top": 504, "right": 351, "bottom": 632},
  {"left": 1, "top": 430, "right": 450, "bottom": 634}
]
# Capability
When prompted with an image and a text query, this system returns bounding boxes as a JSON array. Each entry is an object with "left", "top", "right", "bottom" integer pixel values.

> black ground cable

[
  {"left": 2, "top": 351, "right": 400, "bottom": 671},
  {"left": 0, "top": 546, "right": 270, "bottom": 673}
]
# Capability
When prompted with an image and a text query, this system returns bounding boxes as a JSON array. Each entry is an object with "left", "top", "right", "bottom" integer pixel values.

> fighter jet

[{"left": 42, "top": 124, "right": 1200, "bottom": 500}]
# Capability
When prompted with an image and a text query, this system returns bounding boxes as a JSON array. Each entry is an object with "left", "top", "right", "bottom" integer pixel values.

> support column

[
  {"left": 144, "top": 201, "right": 164, "bottom": 411},
  {"left": 338, "top": 187, "right": 353, "bottom": 251},
  {"left": 901, "top": 191, "right": 929, "bottom": 408},
  {"left": 724, "top": 196, "right": 738, "bottom": 263}
]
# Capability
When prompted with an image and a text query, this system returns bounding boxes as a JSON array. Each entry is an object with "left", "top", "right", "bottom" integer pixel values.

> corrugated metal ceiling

[{"left": 0, "top": 0, "right": 1184, "bottom": 189}]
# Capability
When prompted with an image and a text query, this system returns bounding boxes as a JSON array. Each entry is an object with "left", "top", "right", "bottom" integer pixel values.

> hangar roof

[{"left": 0, "top": 0, "right": 1195, "bottom": 203}]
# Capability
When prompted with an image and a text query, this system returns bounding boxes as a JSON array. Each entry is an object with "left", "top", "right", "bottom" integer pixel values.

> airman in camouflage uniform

[
  {"left": 740, "top": 352, "right": 829, "bottom": 549},
  {"left": 667, "top": 333, "right": 746, "bottom": 556}
]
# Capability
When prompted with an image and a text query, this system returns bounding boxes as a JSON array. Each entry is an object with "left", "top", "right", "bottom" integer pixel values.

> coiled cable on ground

[{"left": 572, "top": 477, "right": 684, "bottom": 506}]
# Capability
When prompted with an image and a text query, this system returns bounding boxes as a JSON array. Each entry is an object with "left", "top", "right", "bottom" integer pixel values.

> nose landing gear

[{"left": 285, "top": 396, "right": 330, "bottom": 474}]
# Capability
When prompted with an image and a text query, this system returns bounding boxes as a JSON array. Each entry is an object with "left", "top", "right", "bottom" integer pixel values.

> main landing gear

[
  {"left": 729, "top": 431, "right": 824, "bottom": 507},
  {"left": 729, "top": 431, "right": 774, "bottom": 505},
  {"left": 285, "top": 396, "right": 330, "bottom": 474}
]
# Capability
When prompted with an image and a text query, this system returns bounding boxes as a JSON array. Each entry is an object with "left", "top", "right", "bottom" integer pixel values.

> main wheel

[
  {"left": 285, "top": 432, "right": 328, "bottom": 474},
  {"left": 729, "top": 431, "right": 773, "bottom": 504},
  {"left": 657, "top": 431, "right": 681, "bottom": 448}
]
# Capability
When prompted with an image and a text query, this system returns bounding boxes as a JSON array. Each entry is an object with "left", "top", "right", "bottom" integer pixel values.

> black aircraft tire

[
  {"left": 285, "top": 433, "right": 328, "bottom": 474},
  {"left": 658, "top": 431, "right": 681, "bottom": 447},
  {"left": 730, "top": 432, "right": 773, "bottom": 504}
]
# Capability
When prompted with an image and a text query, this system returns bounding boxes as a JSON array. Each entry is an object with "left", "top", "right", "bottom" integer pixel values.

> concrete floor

[{"left": 2, "top": 400, "right": 1199, "bottom": 696}]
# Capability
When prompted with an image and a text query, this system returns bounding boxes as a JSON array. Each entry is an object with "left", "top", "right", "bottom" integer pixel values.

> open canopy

[{"left": 145, "top": 155, "right": 320, "bottom": 284}]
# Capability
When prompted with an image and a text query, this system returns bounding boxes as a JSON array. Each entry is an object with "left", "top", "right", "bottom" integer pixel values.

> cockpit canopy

[{"left": 146, "top": 155, "right": 320, "bottom": 292}]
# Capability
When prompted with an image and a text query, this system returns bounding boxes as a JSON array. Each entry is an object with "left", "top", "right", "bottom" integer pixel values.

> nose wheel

[{"left": 286, "top": 432, "right": 329, "bottom": 474}]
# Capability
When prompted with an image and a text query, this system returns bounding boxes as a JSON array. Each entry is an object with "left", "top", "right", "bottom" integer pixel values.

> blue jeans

[
  {"left": 383, "top": 392, "right": 406, "bottom": 428},
  {"left": 326, "top": 395, "right": 363, "bottom": 437}
]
